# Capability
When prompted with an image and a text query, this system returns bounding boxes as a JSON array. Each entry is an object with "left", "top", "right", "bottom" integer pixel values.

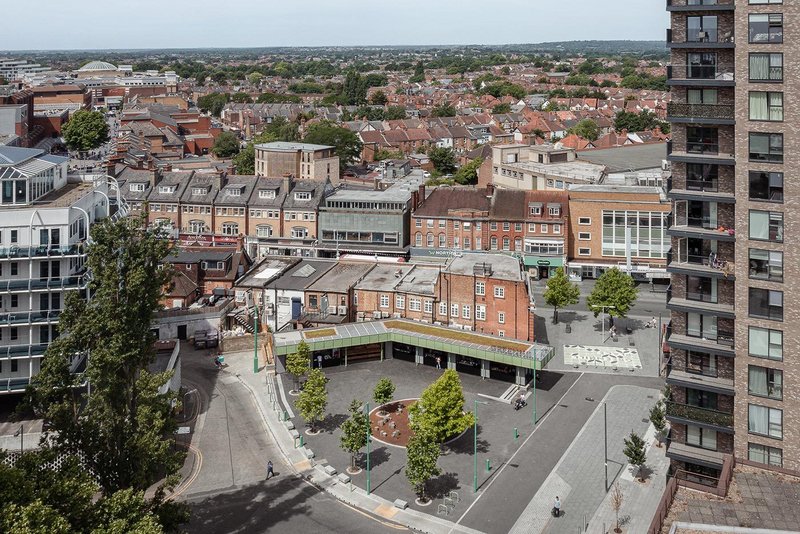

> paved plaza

[{"left": 563, "top": 344, "right": 642, "bottom": 370}]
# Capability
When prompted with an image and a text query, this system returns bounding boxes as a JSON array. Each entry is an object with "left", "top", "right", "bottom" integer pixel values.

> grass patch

[
  {"left": 383, "top": 320, "right": 530, "bottom": 352},
  {"left": 303, "top": 328, "right": 337, "bottom": 339}
]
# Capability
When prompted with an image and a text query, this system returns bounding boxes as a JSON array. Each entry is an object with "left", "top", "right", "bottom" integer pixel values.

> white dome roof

[{"left": 78, "top": 61, "right": 117, "bottom": 72}]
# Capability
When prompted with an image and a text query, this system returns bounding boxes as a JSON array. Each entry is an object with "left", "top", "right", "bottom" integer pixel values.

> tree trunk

[{"left": 553, "top": 307, "right": 559, "bottom": 324}]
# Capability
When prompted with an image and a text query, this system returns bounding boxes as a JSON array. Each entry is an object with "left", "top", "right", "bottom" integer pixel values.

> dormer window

[
  {"left": 192, "top": 186, "right": 209, "bottom": 195},
  {"left": 158, "top": 185, "right": 175, "bottom": 194},
  {"left": 227, "top": 186, "right": 245, "bottom": 197},
  {"left": 129, "top": 183, "right": 145, "bottom": 192},
  {"left": 259, "top": 189, "right": 276, "bottom": 199},
  {"left": 548, "top": 205, "right": 561, "bottom": 216},
  {"left": 295, "top": 192, "right": 311, "bottom": 201},
  {"left": 529, "top": 204, "right": 542, "bottom": 216}
]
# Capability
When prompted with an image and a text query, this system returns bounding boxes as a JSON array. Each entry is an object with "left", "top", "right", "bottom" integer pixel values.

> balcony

[
  {"left": 667, "top": 213, "right": 736, "bottom": 242},
  {"left": 666, "top": 401, "right": 734, "bottom": 431},
  {"left": 667, "top": 31, "right": 735, "bottom": 49},
  {"left": 0, "top": 344, "right": 47, "bottom": 358},
  {"left": 0, "top": 276, "right": 88, "bottom": 293},
  {"left": 667, "top": 0, "right": 734, "bottom": 12},
  {"left": 667, "top": 65, "right": 735, "bottom": 87},
  {"left": 0, "top": 377, "right": 30, "bottom": 394},
  {"left": 666, "top": 332, "right": 735, "bottom": 357},
  {"left": 667, "top": 177, "right": 735, "bottom": 203},
  {"left": 666, "top": 364, "right": 735, "bottom": 395},
  {"left": 0, "top": 244, "right": 86, "bottom": 261},
  {"left": 667, "top": 140, "right": 735, "bottom": 166},
  {"left": 666, "top": 440, "right": 727, "bottom": 469},
  {"left": 667, "top": 250, "right": 735, "bottom": 279},
  {"left": 666, "top": 285, "right": 735, "bottom": 318},
  {"left": 667, "top": 103, "right": 735, "bottom": 125},
  {"left": 0, "top": 310, "right": 61, "bottom": 327}
]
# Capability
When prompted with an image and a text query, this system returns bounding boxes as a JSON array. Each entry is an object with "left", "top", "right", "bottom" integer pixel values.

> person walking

[
  {"left": 553, "top": 496, "right": 561, "bottom": 517},
  {"left": 266, "top": 460, "right": 274, "bottom": 479},
  {"left": 435, "top": 356, "right": 441, "bottom": 369}
]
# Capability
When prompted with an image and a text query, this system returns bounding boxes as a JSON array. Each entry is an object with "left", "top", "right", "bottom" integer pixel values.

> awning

[{"left": 523, "top": 256, "right": 564, "bottom": 268}]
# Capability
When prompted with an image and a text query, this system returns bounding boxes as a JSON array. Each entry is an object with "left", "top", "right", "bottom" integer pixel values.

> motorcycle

[{"left": 513, "top": 397, "right": 528, "bottom": 411}]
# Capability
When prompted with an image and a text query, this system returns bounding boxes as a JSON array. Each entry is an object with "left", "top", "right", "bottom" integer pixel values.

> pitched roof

[{"left": 413, "top": 187, "right": 490, "bottom": 217}]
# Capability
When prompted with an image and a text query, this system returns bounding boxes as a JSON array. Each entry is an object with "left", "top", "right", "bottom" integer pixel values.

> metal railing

[
  {"left": 0, "top": 244, "right": 85, "bottom": 260},
  {"left": 0, "top": 276, "right": 88, "bottom": 292},
  {"left": 0, "top": 310, "right": 61, "bottom": 326},
  {"left": 666, "top": 401, "right": 734, "bottom": 428},
  {"left": 668, "top": 0, "right": 733, "bottom": 7},
  {"left": 667, "top": 102, "right": 734, "bottom": 121},
  {"left": 685, "top": 329, "right": 735, "bottom": 347},
  {"left": 0, "top": 344, "right": 48, "bottom": 358},
  {"left": 667, "top": 65, "right": 735, "bottom": 81}
]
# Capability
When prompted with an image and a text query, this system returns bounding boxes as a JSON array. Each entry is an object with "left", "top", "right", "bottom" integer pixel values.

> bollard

[
  {"left": 485, "top": 459, "right": 491, "bottom": 472},
  {"left": 283, "top": 410, "right": 288, "bottom": 421},
  {"left": 514, "top": 428, "right": 519, "bottom": 440},
  {"left": 299, "top": 435, "right": 304, "bottom": 448}
]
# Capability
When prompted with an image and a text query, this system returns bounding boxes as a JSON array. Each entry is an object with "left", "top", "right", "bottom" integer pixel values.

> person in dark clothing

[{"left": 266, "top": 460, "right": 274, "bottom": 479}]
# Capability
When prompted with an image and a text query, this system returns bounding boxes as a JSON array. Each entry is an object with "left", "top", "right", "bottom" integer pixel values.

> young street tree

[
  {"left": 623, "top": 431, "right": 648, "bottom": 482},
  {"left": 297, "top": 368, "right": 328, "bottom": 432},
  {"left": 26, "top": 213, "right": 188, "bottom": 529},
  {"left": 610, "top": 482, "right": 624, "bottom": 533},
  {"left": 650, "top": 400, "right": 667, "bottom": 447},
  {"left": 586, "top": 267, "right": 639, "bottom": 324},
  {"left": 373, "top": 377, "right": 396, "bottom": 406},
  {"left": 339, "top": 399, "right": 370, "bottom": 471},
  {"left": 62, "top": 110, "right": 109, "bottom": 152},
  {"left": 286, "top": 341, "right": 311, "bottom": 393},
  {"left": 405, "top": 428, "right": 441, "bottom": 503},
  {"left": 409, "top": 369, "right": 474, "bottom": 443},
  {"left": 542, "top": 267, "right": 580, "bottom": 324}
]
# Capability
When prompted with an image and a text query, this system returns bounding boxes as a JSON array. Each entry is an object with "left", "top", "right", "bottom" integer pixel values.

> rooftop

[
  {"left": 265, "top": 260, "right": 335, "bottom": 291},
  {"left": 29, "top": 181, "right": 96, "bottom": 209},
  {"left": 577, "top": 143, "right": 667, "bottom": 173},
  {"left": 235, "top": 256, "right": 299, "bottom": 288},
  {"left": 254, "top": 141, "right": 333, "bottom": 152},
  {"left": 354, "top": 264, "right": 416, "bottom": 292},
  {"left": 305, "top": 262, "right": 374, "bottom": 293},
  {"left": 444, "top": 252, "right": 523, "bottom": 282},
  {"left": 167, "top": 250, "right": 233, "bottom": 264},
  {"left": 77, "top": 60, "right": 118, "bottom": 72},
  {"left": 504, "top": 159, "right": 604, "bottom": 183}
]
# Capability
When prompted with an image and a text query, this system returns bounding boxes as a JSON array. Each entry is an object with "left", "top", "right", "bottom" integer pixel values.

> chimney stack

[
  {"left": 411, "top": 190, "right": 419, "bottom": 211},
  {"left": 282, "top": 173, "right": 292, "bottom": 194},
  {"left": 486, "top": 182, "right": 495, "bottom": 198}
]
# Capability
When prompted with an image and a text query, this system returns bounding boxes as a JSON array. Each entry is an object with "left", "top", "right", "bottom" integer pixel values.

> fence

[{"left": 647, "top": 475, "right": 679, "bottom": 534}]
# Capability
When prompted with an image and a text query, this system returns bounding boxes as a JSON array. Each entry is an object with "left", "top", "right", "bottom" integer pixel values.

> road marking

[
  {"left": 450, "top": 372, "right": 586, "bottom": 533},
  {"left": 169, "top": 442, "right": 203, "bottom": 500},
  {"left": 299, "top": 478, "right": 407, "bottom": 531},
  {"left": 373, "top": 503, "right": 399, "bottom": 519}
]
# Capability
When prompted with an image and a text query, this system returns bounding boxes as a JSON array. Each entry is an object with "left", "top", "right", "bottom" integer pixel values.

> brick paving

[{"left": 663, "top": 466, "right": 800, "bottom": 533}]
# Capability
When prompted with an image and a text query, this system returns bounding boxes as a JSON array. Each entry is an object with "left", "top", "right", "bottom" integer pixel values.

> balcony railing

[
  {"left": 667, "top": 65, "right": 735, "bottom": 82},
  {"left": 668, "top": 0, "right": 734, "bottom": 7},
  {"left": 0, "top": 276, "right": 87, "bottom": 292},
  {"left": 685, "top": 329, "right": 734, "bottom": 347},
  {"left": 667, "top": 102, "right": 734, "bottom": 121},
  {"left": 671, "top": 251, "right": 734, "bottom": 271},
  {"left": 0, "top": 244, "right": 86, "bottom": 260},
  {"left": 666, "top": 401, "right": 733, "bottom": 428},
  {"left": 0, "top": 344, "right": 48, "bottom": 358},
  {"left": 0, "top": 310, "right": 61, "bottom": 326}
]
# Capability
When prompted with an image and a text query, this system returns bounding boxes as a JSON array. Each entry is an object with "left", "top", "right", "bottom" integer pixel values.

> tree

[
  {"left": 197, "top": 92, "right": 229, "bottom": 116},
  {"left": 231, "top": 92, "right": 252, "bottom": 104},
  {"left": 453, "top": 157, "right": 482, "bottom": 185},
  {"left": 62, "top": 110, "right": 109, "bottom": 152},
  {"left": 428, "top": 146, "right": 456, "bottom": 175},
  {"left": 211, "top": 131, "right": 240, "bottom": 158},
  {"left": 569, "top": 119, "right": 600, "bottom": 141},
  {"left": 256, "top": 92, "right": 301, "bottom": 104},
  {"left": 247, "top": 72, "right": 264, "bottom": 86},
  {"left": 405, "top": 428, "right": 441, "bottom": 502},
  {"left": 340, "top": 70, "right": 368, "bottom": 105},
  {"left": 409, "top": 61, "right": 425, "bottom": 83},
  {"left": 285, "top": 341, "right": 311, "bottom": 393},
  {"left": 339, "top": 399, "right": 370, "bottom": 471},
  {"left": 614, "top": 110, "right": 669, "bottom": 134},
  {"left": 304, "top": 121, "right": 363, "bottom": 172},
  {"left": 385, "top": 106, "right": 407, "bottom": 120},
  {"left": 586, "top": 267, "right": 639, "bottom": 322},
  {"left": 409, "top": 369, "right": 474, "bottom": 444},
  {"left": 610, "top": 482, "right": 624, "bottom": 533},
  {"left": 373, "top": 378, "right": 395, "bottom": 406},
  {"left": 543, "top": 268, "right": 580, "bottom": 324},
  {"left": 431, "top": 103, "right": 457, "bottom": 117},
  {"left": 650, "top": 400, "right": 667, "bottom": 447},
  {"left": 297, "top": 368, "right": 328, "bottom": 432},
  {"left": 369, "top": 90, "right": 388, "bottom": 105},
  {"left": 233, "top": 143, "right": 255, "bottom": 175},
  {"left": 374, "top": 149, "right": 404, "bottom": 161},
  {"left": 623, "top": 431, "right": 648, "bottom": 482},
  {"left": 255, "top": 116, "right": 300, "bottom": 143},
  {"left": 492, "top": 103, "right": 512, "bottom": 114}
]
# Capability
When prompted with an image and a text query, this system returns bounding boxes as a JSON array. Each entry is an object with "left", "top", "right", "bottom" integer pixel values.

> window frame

[{"left": 748, "top": 404, "right": 783, "bottom": 440}]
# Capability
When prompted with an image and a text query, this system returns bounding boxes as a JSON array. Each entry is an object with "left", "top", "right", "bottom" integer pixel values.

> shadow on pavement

[
  {"left": 317, "top": 413, "right": 348, "bottom": 434},
  {"left": 428, "top": 471, "right": 460, "bottom": 499},
  {"left": 365, "top": 446, "right": 392, "bottom": 469},
  {"left": 536, "top": 371, "right": 566, "bottom": 392},
  {"left": 448, "top": 425, "right": 490, "bottom": 455}
]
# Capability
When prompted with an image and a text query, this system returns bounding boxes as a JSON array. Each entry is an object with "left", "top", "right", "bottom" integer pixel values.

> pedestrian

[
  {"left": 435, "top": 356, "right": 441, "bottom": 369},
  {"left": 553, "top": 496, "right": 561, "bottom": 517},
  {"left": 316, "top": 354, "right": 323, "bottom": 368},
  {"left": 266, "top": 460, "right": 274, "bottom": 479}
]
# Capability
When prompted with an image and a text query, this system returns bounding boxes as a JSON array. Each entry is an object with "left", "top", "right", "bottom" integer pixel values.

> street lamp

[
  {"left": 592, "top": 305, "right": 616, "bottom": 342},
  {"left": 252, "top": 298, "right": 260, "bottom": 374},
  {"left": 473, "top": 399, "right": 489, "bottom": 492},
  {"left": 13, "top": 424, "right": 22, "bottom": 454},
  {"left": 365, "top": 402, "right": 372, "bottom": 495}
]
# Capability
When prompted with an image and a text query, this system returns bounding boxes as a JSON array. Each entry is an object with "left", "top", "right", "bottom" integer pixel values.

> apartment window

[
  {"left": 687, "top": 126, "right": 718, "bottom": 154},
  {"left": 476, "top": 305, "right": 486, "bottom": 321},
  {"left": 475, "top": 222, "right": 481, "bottom": 230},
  {"left": 438, "top": 234, "right": 446, "bottom": 248},
  {"left": 749, "top": 326, "right": 782, "bottom": 361},
  {"left": 291, "top": 227, "right": 308, "bottom": 239},
  {"left": 687, "top": 52, "right": 718, "bottom": 80},
  {"left": 528, "top": 223, "right": 536, "bottom": 232},
  {"left": 502, "top": 237, "right": 510, "bottom": 250},
  {"left": 409, "top": 298, "right": 421, "bottom": 312},
  {"left": 552, "top": 224, "right": 561, "bottom": 234},
  {"left": 256, "top": 225, "right": 273, "bottom": 238},
  {"left": 687, "top": 425, "right": 717, "bottom": 451},
  {"left": 687, "top": 352, "right": 717, "bottom": 377},
  {"left": 221, "top": 222, "right": 239, "bottom": 236},
  {"left": 11, "top": 262, "right": 18, "bottom": 276},
  {"left": 749, "top": 171, "right": 783, "bottom": 202},
  {"left": 749, "top": 249, "right": 783, "bottom": 282},
  {"left": 490, "top": 236, "right": 498, "bottom": 250},
  {"left": 10, "top": 230, "right": 17, "bottom": 244},
  {"left": 189, "top": 220, "right": 206, "bottom": 234},
  {"left": 748, "top": 404, "right": 782, "bottom": 439},
  {"left": 548, "top": 206, "right": 561, "bottom": 216},
  {"left": 749, "top": 365, "right": 783, "bottom": 400},
  {"left": 687, "top": 89, "right": 718, "bottom": 104},
  {"left": 294, "top": 192, "right": 311, "bottom": 201},
  {"left": 462, "top": 305, "right": 471, "bottom": 319},
  {"left": 498, "top": 312, "right": 505, "bottom": 324},
  {"left": 687, "top": 15, "right": 718, "bottom": 42},
  {"left": 749, "top": 210, "right": 783, "bottom": 242},
  {"left": 749, "top": 0, "right": 783, "bottom": 4},
  {"left": 439, "top": 302, "right": 447, "bottom": 316},
  {"left": 541, "top": 224, "right": 548, "bottom": 233},
  {"left": 129, "top": 183, "right": 145, "bottom": 192},
  {"left": 748, "top": 443, "right": 782, "bottom": 468},
  {"left": 475, "top": 237, "right": 482, "bottom": 249},
  {"left": 749, "top": 133, "right": 783, "bottom": 162},
  {"left": 424, "top": 300, "right": 433, "bottom": 314},
  {"left": 475, "top": 282, "right": 485, "bottom": 296},
  {"left": 415, "top": 219, "right": 422, "bottom": 227},
  {"left": 396, "top": 295, "right": 405, "bottom": 309},
  {"left": 379, "top": 294, "right": 389, "bottom": 308},
  {"left": 578, "top": 217, "right": 591, "bottom": 225},
  {"left": 749, "top": 287, "right": 783, "bottom": 321},
  {"left": 749, "top": 92, "right": 783, "bottom": 121},
  {"left": 503, "top": 222, "right": 510, "bottom": 231},
  {"left": 451, "top": 304, "right": 459, "bottom": 317},
  {"left": 415, "top": 233, "right": 422, "bottom": 247},
  {"left": 438, "top": 220, "right": 446, "bottom": 228},
  {"left": 749, "top": 14, "right": 783, "bottom": 43},
  {"left": 579, "top": 247, "right": 591, "bottom": 256},
  {"left": 530, "top": 205, "right": 541, "bottom": 215},
  {"left": 579, "top": 232, "right": 591, "bottom": 240},
  {"left": 687, "top": 388, "right": 717, "bottom": 409},
  {"left": 427, "top": 219, "right": 433, "bottom": 228},
  {"left": 749, "top": 53, "right": 783, "bottom": 82},
  {"left": 464, "top": 237, "right": 471, "bottom": 249},
  {"left": 494, "top": 286, "right": 505, "bottom": 298},
  {"left": 427, "top": 233, "right": 434, "bottom": 247}
]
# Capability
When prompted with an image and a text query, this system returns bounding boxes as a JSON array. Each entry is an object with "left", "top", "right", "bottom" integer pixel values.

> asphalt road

[{"left": 178, "top": 347, "right": 406, "bottom": 534}]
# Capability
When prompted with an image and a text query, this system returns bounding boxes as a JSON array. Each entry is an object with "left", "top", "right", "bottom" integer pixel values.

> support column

[
  {"left": 415, "top": 346, "right": 423, "bottom": 365},
  {"left": 344, "top": 347, "right": 348, "bottom": 367},
  {"left": 384, "top": 341, "right": 393, "bottom": 360},
  {"left": 481, "top": 359, "right": 490, "bottom": 380},
  {"left": 447, "top": 353, "right": 456, "bottom": 370},
  {"left": 515, "top": 366, "right": 526, "bottom": 386}
]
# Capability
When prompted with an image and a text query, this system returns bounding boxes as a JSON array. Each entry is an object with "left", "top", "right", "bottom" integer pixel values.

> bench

[
  {"left": 337, "top": 473, "right": 351, "bottom": 484},
  {"left": 323, "top": 465, "right": 337, "bottom": 476},
  {"left": 284, "top": 420, "right": 295, "bottom": 430},
  {"left": 394, "top": 499, "right": 408, "bottom": 510},
  {"left": 290, "top": 429, "right": 300, "bottom": 439}
]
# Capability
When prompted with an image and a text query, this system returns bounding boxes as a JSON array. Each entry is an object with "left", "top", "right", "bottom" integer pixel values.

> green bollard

[
  {"left": 486, "top": 459, "right": 491, "bottom": 472},
  {"left": 299, "top": 435, "right": 304, "bottom": 448},
  {"left": 283, "top": 411, "right": 288, "bottom": 421},
  {"left": 514, "top": 428, "right": 519, "bottom": 440}
]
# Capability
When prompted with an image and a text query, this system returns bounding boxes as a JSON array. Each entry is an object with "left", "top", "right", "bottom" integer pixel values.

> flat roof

[
  {"left": 504, "top": 159, "right": 604, "bottom": 182},
  {"left": 444, "top": 253, "right": 523, "bottom": 282},
  {"left": 254, "top": 141, "right": 333, "bottom": 152},
  {"left": 577, "top": 143, "right": 667, "bottom": 173},
  {"left": 394, "top": 265, "right": 439, "bottom": 296},
  {"left": 236, "top": 256, "right": 299, "bottom": 288},
  {"left": 355, "top": 264, "right": 415, "bottom": 292},
  {"left": 273, "top": 319, "right": 554, "bottom": 369},
  {"left": 265, "top": 260, "right": 336, "bottom": 291},
  {"left": 30, "top": 181, "right": 96, "bottom": 208},
  {"left": 305, "top": 262, "right": 374, "bottom": 293}
]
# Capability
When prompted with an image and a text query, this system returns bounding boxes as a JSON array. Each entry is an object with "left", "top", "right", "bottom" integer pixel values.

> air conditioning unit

[
  {"left": 328, "top": 306, "right": 338, "bottom": 315},
  {"left": 661, "top": 160, "right": 669, "bottom": 171},
  {"left": 338, "top": 306, "right": 347, "bottom": 315},
  {"left": 463, "top": 325, "right": 473, "bottom": 331},
  {"left": 373, "top": 311, "right": 382, "bottom": 319},
  {"left": 433, "top": 321, "right": 442, "bottom": 325},
  {"left": 392, "top": 312, "right": 402, "bottom": 318},
  {"left": 381, "top": 311, "right": 390, "bottom": 318}
]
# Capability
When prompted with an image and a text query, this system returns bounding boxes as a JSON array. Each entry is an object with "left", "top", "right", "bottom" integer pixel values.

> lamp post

[
  {"left": 592, "top": 305, "right": 616, "bottom": 342},
  {"left": 365, "top": 402, "right": 371, "bottom": 495},
  {"left": 532, "top": 355, "right": 538, "bottom": 426},
  {"left": 253, "top": 303, "right": 259, "bottom": 374},
  {"left": 473, "top": 399, "right": 489, "bottom": 492},
  {"left": 13, "top": 424, "right": 22, "bottom": 454}
]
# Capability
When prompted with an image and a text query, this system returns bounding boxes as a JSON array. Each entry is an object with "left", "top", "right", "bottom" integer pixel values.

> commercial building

[
  {"left": 254, "top": 142, "right": 340, "bottom": 185},
  {"left": 664, "top": 0, "right": 799, "bottom": 484},
  {"left": 0, "top": 146, "right": 112, "bottom": 393},
  {"left": 486, "top": 143, "right": 605, "bottom": 191}
]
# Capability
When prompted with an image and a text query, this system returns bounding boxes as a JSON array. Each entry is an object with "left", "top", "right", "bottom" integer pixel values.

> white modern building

[{"left": 0, "top": 146, "right": 115, "bottom": 393}]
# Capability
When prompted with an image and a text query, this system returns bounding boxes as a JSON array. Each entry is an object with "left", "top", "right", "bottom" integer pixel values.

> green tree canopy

[
  {"left": 231, "top": 92, "right": 253, "bottom": 104},
  {"left": 428, "top": 146, "right": 457, "bottom": 175},
  {"left": 650, "top": 400, "right": 667, "bottom": 447},
  {"left": 542, "top": 267, "right": 580, "bottom": 323},
  {"left": 197, "top": 92, "right": 229, "bottom": 116},
  {"left": 374, "top": 149, "right": 404, "bottom": 162},
  {"left": 373, "top": 378, "right": 396, "bottom": 406},
  {"left": 623, "top": 431, "right": 648, "bottom": 481},
  {"left": 586, "top": 267, "right": 639, "bottom": 319},
  {"left": 247, "top": 72, "right": 264, "bottom": 86},
  {"left": 286, "top": 340, "right": 311, "bottom": 392},
  {"left": 211, "top": 131, "right": 240, "bottom": 158},
  {"left": 409, "top": 61, "right": 426, "bottom": 83},
  {"left": 491, "top": 103, "right": 512, "bottom": 114},
  {"left": 431, "top": 103, "right": 457, "bottom": 117},
  {"left": 256, "top": 92, "right": 302, "bottom": 104},
  {"left": 568, "top": 119, "right": 600, "bottom": 141},
  {"left": 453, "top": 158, "right": 482, "bottom": 185},
  {"left": 405, "top": 428, "right": 441, "bottom": 501},
  {"left": 339, "top": 399, "right": 370, "bottom": 470},
  {"left": 297, "top": 368, "right": 328, "bottom": 432},
  {"left": 385, "top": 106, "right": 407, "bottom": 120},
  {"left": 614, "top": 110, "right": 670, "bottom": 134},
  {"left": 233, "top": 143, "right": 255, "bottom": 175},
  {"left": 409, "top": 369, "right": 474, "bottom": 443},
  {"left": 62, "top": 110, "right": 109, "bottom": 152},
  {"left": 303, "top": 121, "right": 363, "bottom": 171},
  {"left": 369, "top": 90, "right": 388, "bottom": 105}
]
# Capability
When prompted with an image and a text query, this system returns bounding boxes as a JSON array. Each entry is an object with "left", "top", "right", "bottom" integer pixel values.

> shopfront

[{"left": 524, "top": 256, "right": 564, "bottom": 280}]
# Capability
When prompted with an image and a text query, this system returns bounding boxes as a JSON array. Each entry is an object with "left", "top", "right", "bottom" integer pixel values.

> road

[{"left": 177, "top": 346, "right": 406, "bottom": 533}]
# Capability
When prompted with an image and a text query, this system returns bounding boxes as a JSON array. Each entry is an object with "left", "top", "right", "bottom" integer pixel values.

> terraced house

[{"left": 664, "top": 0, "right": 799, "bottom": 487}]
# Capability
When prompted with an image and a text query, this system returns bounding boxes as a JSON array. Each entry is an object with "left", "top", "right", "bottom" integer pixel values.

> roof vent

[{"left": 473, "top": 262, "right": 493, "bottom": 277}]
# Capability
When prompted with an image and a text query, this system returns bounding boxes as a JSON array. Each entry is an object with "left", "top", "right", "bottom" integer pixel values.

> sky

[{"left": 1, "top": 0, "right": 668, "bottom": 50}]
